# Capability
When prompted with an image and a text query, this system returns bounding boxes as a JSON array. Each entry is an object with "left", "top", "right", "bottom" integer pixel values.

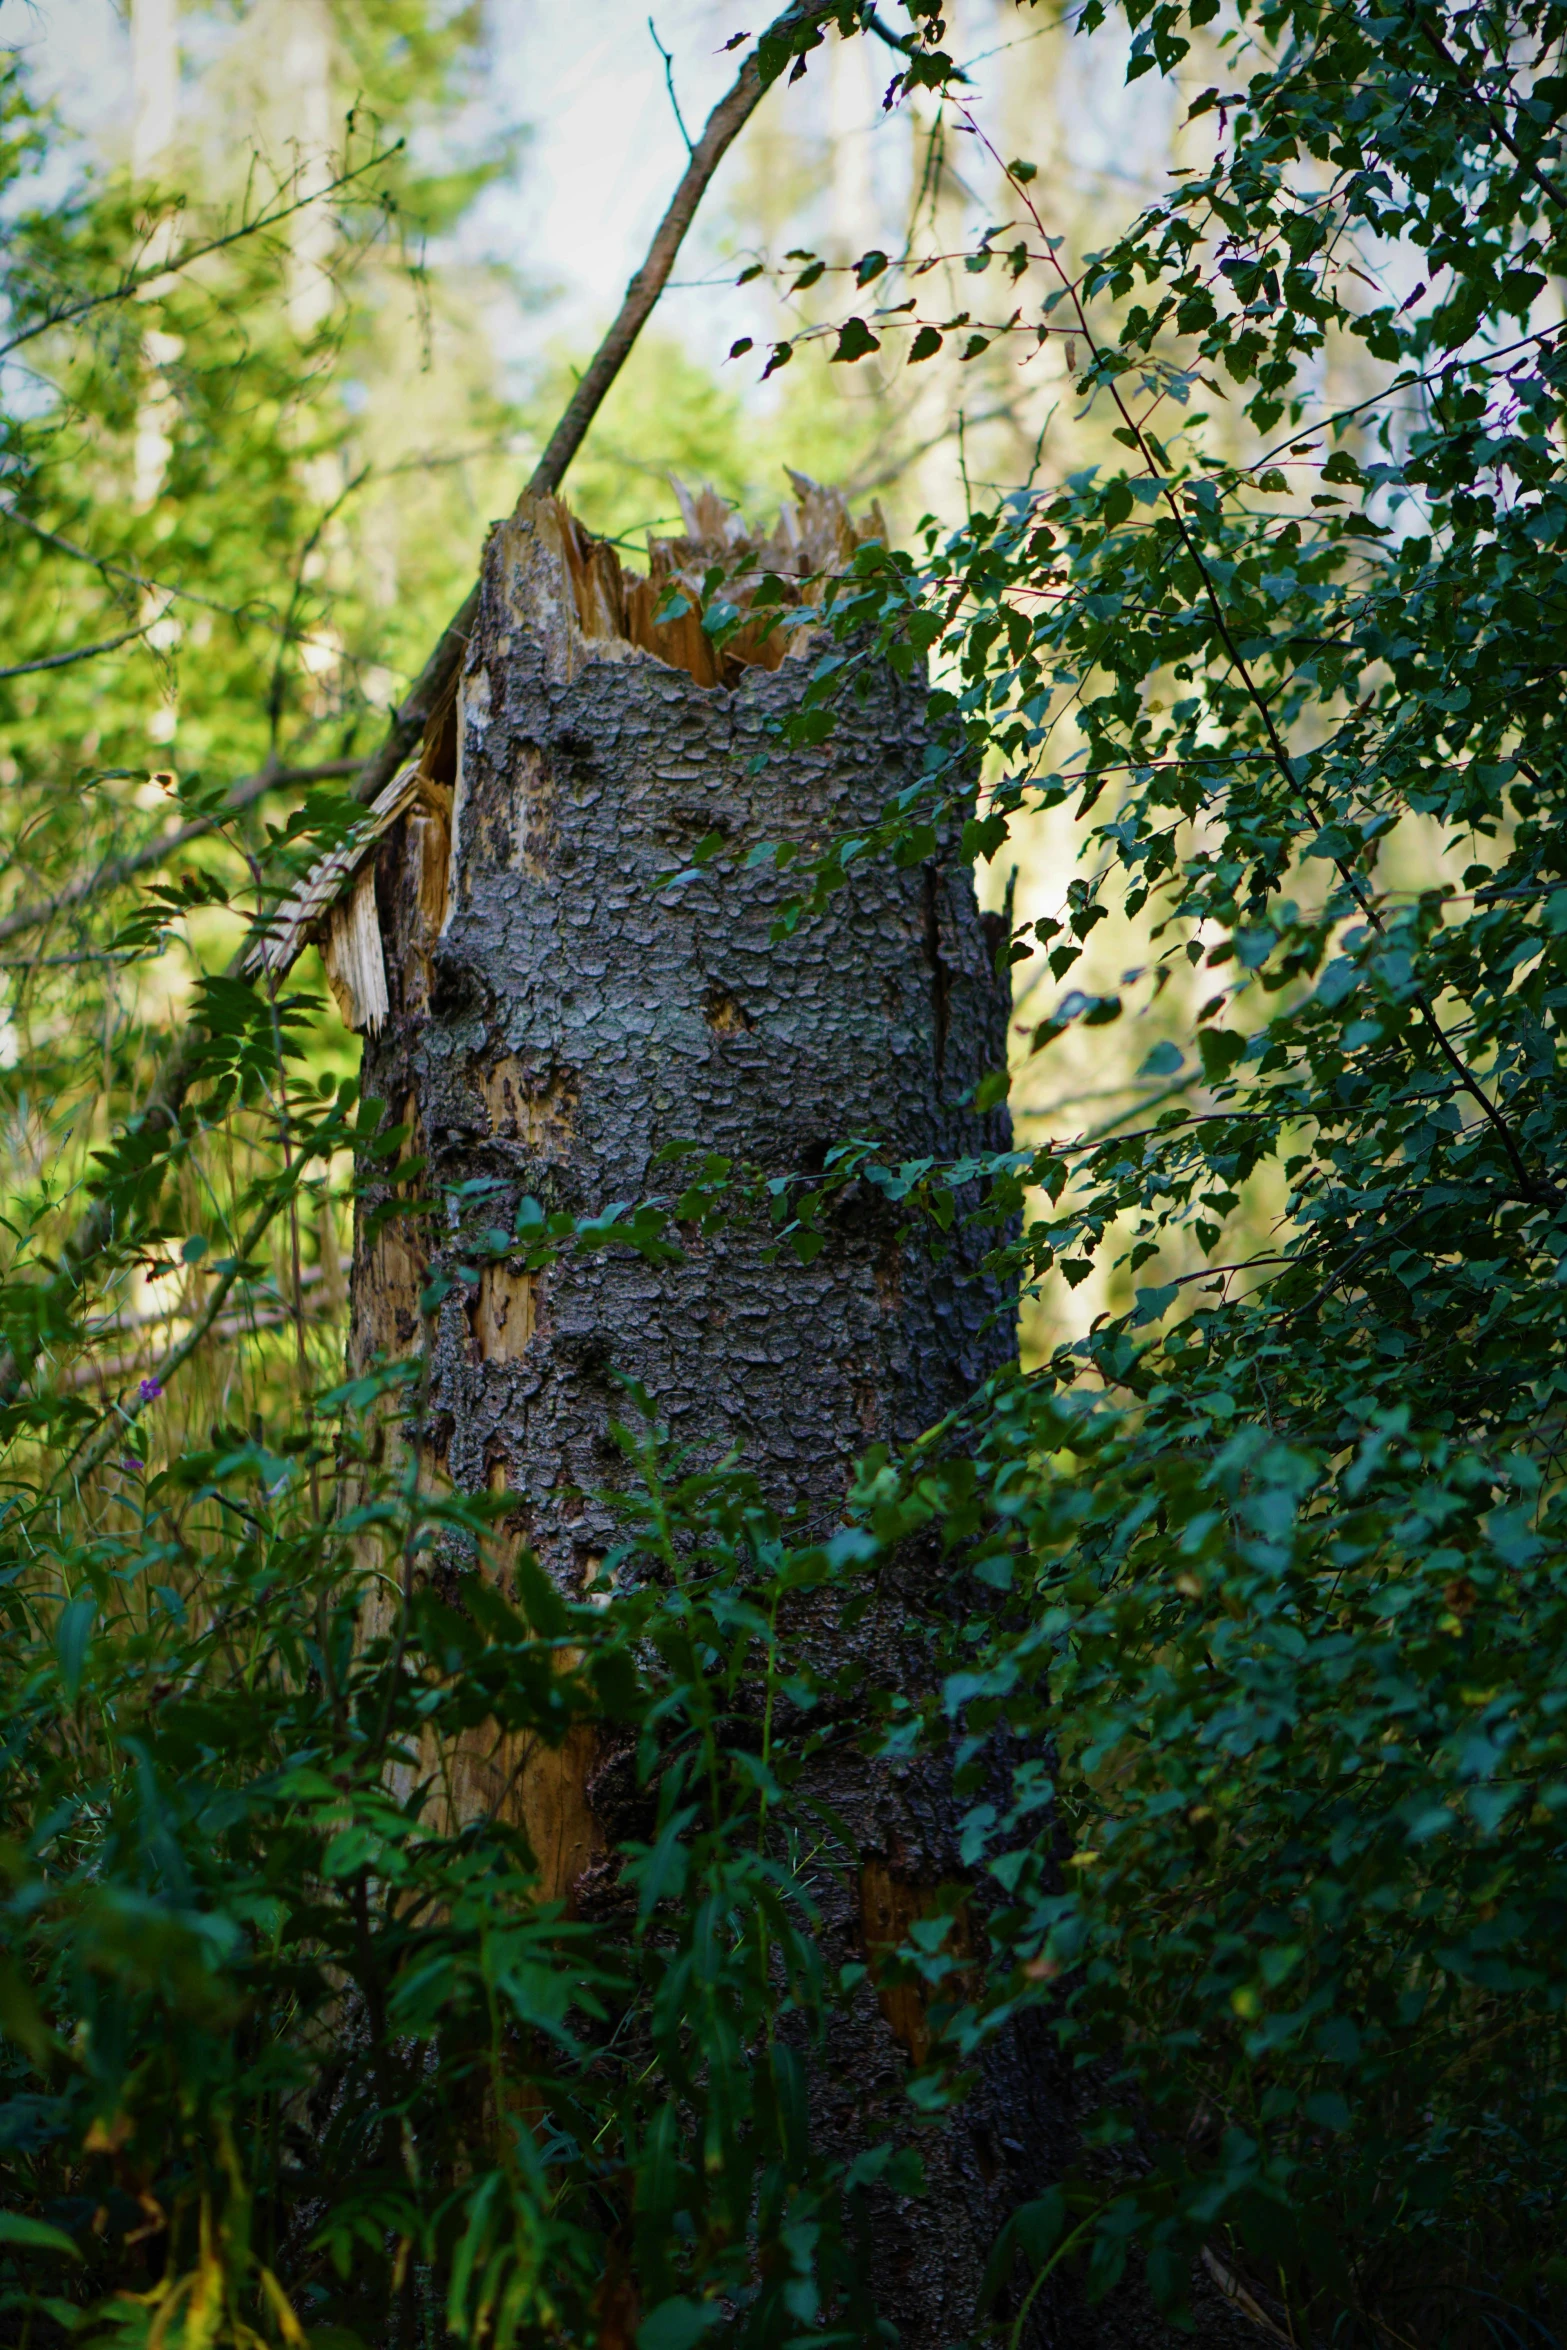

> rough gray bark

[
  {"left": 346, "top": 499, "right": 1227, "bottom": 2350},
  {"left": 356, "top": 510, "right": 1013, "bottom": 1555}
]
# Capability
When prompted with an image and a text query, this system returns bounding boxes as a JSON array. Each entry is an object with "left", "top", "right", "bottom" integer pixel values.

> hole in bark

[
  {"left": 428, "top": 949, "right": 492, "bottom": 1026},
  {"left": 703, "top": 983, "right": 755, "bottom": 1036},
  {"left": 585, "top": 1735, "right": 647, "bottom": 1843},
  {"left": 479, "top": 1057, "right": 579, "bottom": 1155},
  {"left": 423, "top": 692, "right": 459, "bottom": 793},
  {"left": 422, "top": 1411, "right": 454, "bottom": 1479},
  {"left": 469, "top": 1263, "right": 538, "bottom": 1362},
  {"left": 560, "top": 1329, "right": 614, "bottom": 1385}
]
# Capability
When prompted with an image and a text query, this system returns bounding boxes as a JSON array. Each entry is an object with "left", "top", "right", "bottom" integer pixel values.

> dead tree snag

[{"left": 344, "top": 480, "right": 1079, "bottom": 2344}]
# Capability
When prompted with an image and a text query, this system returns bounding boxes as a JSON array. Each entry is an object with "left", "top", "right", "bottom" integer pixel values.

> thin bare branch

[
  {"left": 0, "top": 149, "right": 396, "bottom": 366},
  {"left": 0, "top": 623, "right": 150, "bottom": 682}
]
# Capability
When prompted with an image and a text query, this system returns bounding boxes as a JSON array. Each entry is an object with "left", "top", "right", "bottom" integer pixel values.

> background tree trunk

[{"left": 345, "top": 490, "right": 1084, "bottom": 2345}]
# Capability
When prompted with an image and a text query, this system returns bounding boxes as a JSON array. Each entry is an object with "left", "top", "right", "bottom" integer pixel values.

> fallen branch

[{"left": 1199, "top": 2246, "right": 1302, "bottom": 2348}]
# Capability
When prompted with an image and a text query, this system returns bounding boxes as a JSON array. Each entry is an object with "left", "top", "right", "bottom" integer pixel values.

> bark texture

[
  {"left": 346, "top": 496, "right": 1222, "bottom": 2349},
  {"left": 355, "top": 498, "right": 1010, "bottom": 1556}
]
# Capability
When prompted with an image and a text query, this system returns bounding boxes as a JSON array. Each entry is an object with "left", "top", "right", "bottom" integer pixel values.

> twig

[
  {"left": 60, "top": 1270, "right": 333, "bottom": 1390},
  {"left": 266, "top": 468, "right": 371, "bottom": 755},
  {"left": 0, "top": 509, "right": 347, "bottom": 661},
  {"left": 843, "top": 401, "right": 1016, "bottom": 498},
  {"left": 865, "top": 6, "right": 971, "bottom": 81},
  {"left": 0, "top": 624, "right": 151, "bottom": 682},
  {"left": 56, "top": 1185, "right": 288, "bottom": 1492},
  {"left": 1281, "top": 1209, "right": 1421, "bottom": 1326},
  {"left": 0, "top": 150, "right": 395, "bottom": 366},
  {"left": 0, "top": 950, "right": 145, "bottom": 969},
  {"left": 648, "top": 17, "right": 694, "bottom": 153},
  {"left": 1411, "top": 15, "right": 1566, "bottom": 217}
]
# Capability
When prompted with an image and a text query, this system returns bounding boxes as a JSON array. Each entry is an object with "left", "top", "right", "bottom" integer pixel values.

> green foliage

[
  {"left": 749, "top": 0, "right": 1567, "bottom": 2330},
  {"left": 2, "top": 0, "right": 1566, "bottom": 2343},
  {"left": 0, "top": 1374, "right": 920, "bottom": 2350},
  {"left": 850, "top": 1373, "right": 1567, "bottom": 2328}
]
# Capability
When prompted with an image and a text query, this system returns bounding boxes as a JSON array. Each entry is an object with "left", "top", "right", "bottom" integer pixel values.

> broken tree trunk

[{"left": 344, "top": 481, "right": 1076, "bottom": 2344}]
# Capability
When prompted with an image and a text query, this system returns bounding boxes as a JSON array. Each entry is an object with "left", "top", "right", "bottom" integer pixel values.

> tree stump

[{"left": 345, "top": 482, "right": 1080, "bottom": 2346}]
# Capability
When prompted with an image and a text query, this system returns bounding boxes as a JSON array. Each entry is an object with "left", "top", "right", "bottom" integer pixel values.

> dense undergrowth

[{"left": 1, "top": 0, "right": 1565, "bottom": 2344}]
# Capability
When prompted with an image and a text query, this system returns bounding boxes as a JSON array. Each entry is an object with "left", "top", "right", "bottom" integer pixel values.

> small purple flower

[
  {"left": 120, "top": 1456, "right": 143, "bottom": 1474},
  {"left": 138, "top": 1376, "right": 163, "bottom": 1404}
]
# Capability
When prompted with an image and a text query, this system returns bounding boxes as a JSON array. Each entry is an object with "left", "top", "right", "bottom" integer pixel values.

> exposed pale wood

[
  {"left": 322, "top": 862, "right": 390, "bottom": 1033},
  {"left": 859, "top": 1863, "right": 974, "bottom": 2067},
  {"left": 478, "top": 1058, "right": 578, "bottom": 1156},
  {"left": 399, "top": 797, "right": 452, "bottom": 1020},
  {"left": 1199, "top": 2249, "right": 1299, "bottom": 2347},
  {"left": 348, "top": 1162, "right": 428, "bottom": 1379},
  {"left": 469, "top": 1262, "right": 537, "bottom": 1362}
]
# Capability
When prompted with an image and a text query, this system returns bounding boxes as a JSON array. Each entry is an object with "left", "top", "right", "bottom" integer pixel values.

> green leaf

[
  {"left": 0, "top": 1961, "right": 54, "bottom": 2069},
  {"left": 55, "top": 1597, "right": 94, "bottom": 1706},
  {"left": 1196, "top": 1027, "right": 1246, "bottom": 1080},
  {"left": 512, "top": 1547, "right": 570, "bottom": 1640},
  {"left": 831, "top": 316, "right": 881, "bottom": 363},
  {"left": 1015, "top": 2189, "right": 1066, "bottom": 2268},
  {"left": 0, "top": 2214, "right": 81, "bottom": 2258},
  {"left": 638, "top": 2300, "right": 722, "bottom": 2350}
]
